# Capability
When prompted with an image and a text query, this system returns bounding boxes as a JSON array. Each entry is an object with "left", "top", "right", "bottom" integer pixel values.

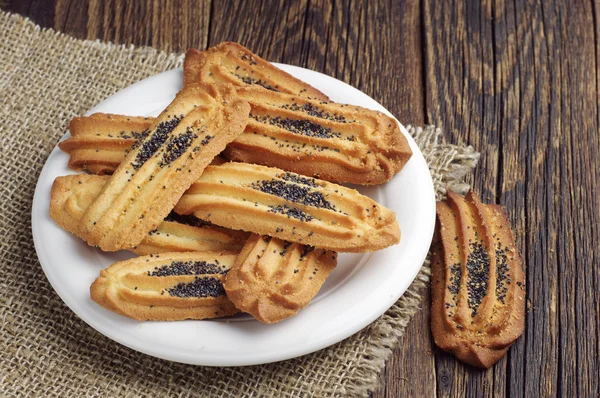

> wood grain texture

[
  {"left": 4, "top": 0, "right": 599, "bottom": 396},
  {"left": 423, "top": 2, "right": 506, "bottom": 396},
  {"left": 423, "top": 1, "right": 599, "bottom": 397}
]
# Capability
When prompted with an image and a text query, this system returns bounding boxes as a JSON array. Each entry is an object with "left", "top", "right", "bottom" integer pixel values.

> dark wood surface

[{"left": 5, "top": 0, "right": 599, "bottom": 396}]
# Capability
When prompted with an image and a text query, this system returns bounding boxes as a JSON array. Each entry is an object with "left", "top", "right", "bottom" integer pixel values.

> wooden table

[{"left": 6, "top": 1, "right": 598, "bottom": 396}]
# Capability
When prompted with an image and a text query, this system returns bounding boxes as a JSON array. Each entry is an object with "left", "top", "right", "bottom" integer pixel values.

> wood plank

[
  {"left": 592, "top": 2, "right": 600, "bottom": 397},
  {"left": 550, "top": 1, "right": 599, "bottom": 396},
  {"left": 211, "top": 2, "right": 433, "bottom": 396},
  {"left": 495, "top": 0, "right": 526, "bottom": 396},
  {"left": 361, "top": 1, "right": 434, "bottom": 397},
  {"left": 54, "top": 0, "right": 88, "bottom": 38},
  {"left": 207, "top": 0, "right": 302, "bottom": 58},
  {"left": 211, "top": 5, "right": 434, "bottom": 395},
  {"left": 4, "top": 0, "right": 35, "bottom": 20},
  {"left": 4, "top": 0, "right": 54, "bottom": 28},
  {"left": 51, "top": 0, "right": 210, "bottom": 52},
  {"left": 424, "top": 0, "right": 598, "bottom": 397},
  {"left": 512, "top": 0, "right": 558, "bottom": 396},
  {"left": 423, "top": 0, "right": 503, "bottom": 394}
]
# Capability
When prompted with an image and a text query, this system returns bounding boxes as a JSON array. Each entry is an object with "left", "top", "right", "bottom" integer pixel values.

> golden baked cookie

[
  {"left": 50, "top": 174, "right": 248, "bottom": 254},
  {"left": 50, "top": 174, "right": 105, "bottom": 241},
  {"left": 60, "top": 113, "right": 153, "bottom": 174},
  {"left": 59, "top": 85, "right": 411, "bottom": 185},
  {"left": 431, "top": 191, "right": 525, "bottom": 368},
  {"left": 90, "top": 252, "right": 240, "bottom": 321},
  {"left": 174, "top": 162, "right": 400, "bottom": 252},
  {"left": 222, "top": 85, "right": 413, "bottom": 185},
  {"left": 137, "top": 212, "right": 248, "bottom": 255},
  {"left": 60, "top": 112, "right": 228, "bottom": 175},
  {"left": 224, "top": 234, "right": 337, "bottom": 323},
  {"left": 184, "top": 42, "right": 329, "bottom": 100},
  {"left": 78, "top": 83, "right": 250, "bottom": 251}
]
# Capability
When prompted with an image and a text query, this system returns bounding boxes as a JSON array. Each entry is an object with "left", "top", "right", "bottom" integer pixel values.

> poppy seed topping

[
  {"left": 160, "top": 129, "right": 198, "bottom": 167},
  {"left": 251, "top": 114, "right": 341, "bottom": 139},
  {"left": 250, "top": 179, "right": 335, "bottom": 210},
  {"left": 237, "top": 75, "right": 278, "bottom": 91},
  {"left": 466, "top": 242, "right": 490, "bottom": 317},
  {"left": 495, "top": 245, "right": 510, "bottom": 304},
  {"left": 278, "top": 102, "right": 349, "bottom": 123},
  {"left": 448, "top": 263, "right": 462, "bottom": 296},
  {"left": 278, "top": 172, "right": 321, "bottom": 187},
  {"left": 164, "top": 212, "right": 212, "bottom": 228},
  {"left": 167, "top": 276, "right": 226, "bottom": 298},
  {"left": 267, "top": 205, "right": 314, "bottom": 222},
  {"left": 148, "top": 260, "right": 228, "bottom": 277},
  {"left": 131, "top": 116, "right": 183, "bottom": 170}
]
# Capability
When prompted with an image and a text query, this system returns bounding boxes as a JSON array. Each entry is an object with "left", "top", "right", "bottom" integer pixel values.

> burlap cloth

[{"left": 0, "top": 12, "right": 480, "bottom": 398}]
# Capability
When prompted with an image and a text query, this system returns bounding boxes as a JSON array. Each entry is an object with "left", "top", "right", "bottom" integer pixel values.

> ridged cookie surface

[
  {"left": 59, "top": 86, "right": 411, "bottom": 185},
  {"left": 50, "top": 174, "right": 248, "bottom": 255},
  {"left": 223, "top": 85, "right": 412, "bottom": 185},
  {"left": 60, "top": 113, "right": 227, "bottom": 175},
  {"left": 184, "top": 42, "right": 328, "bottom": 100},
  {"left": 78, "top": 84, "right": 250, "bottom": 251},
  {"left": 90, "top": 252, "right": 239, "bottom": 321},
  {"left": 224, "top": 234, "right": 337, "bottom": 323},
  {"left": 174, "top": 162, "right": 400, "bottom": 252},
  {"left": 431, "top": 191, "right": 525, "bottom": 368},
  {"left": 60, "top": 113, "right": 152, "bottom": 174}
]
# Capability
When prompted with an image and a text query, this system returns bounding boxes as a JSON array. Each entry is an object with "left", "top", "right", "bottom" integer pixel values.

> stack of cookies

[{"left": 51, "top": 42, "right": 413, "bottom": 324}]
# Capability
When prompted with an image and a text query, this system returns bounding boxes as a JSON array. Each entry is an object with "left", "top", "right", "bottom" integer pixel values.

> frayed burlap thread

[{"left": 0, "top": 12, "right": 479, "bottom": 398}]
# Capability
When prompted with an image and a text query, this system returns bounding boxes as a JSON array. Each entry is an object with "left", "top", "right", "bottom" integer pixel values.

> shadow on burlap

[{"left": 0, "top": 12, "right": 480, "bottom": 397}]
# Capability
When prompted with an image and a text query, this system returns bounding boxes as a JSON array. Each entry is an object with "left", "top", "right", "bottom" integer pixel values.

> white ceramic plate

[{"left": 32, "top": 64, "right": 435, "bottom": 366}]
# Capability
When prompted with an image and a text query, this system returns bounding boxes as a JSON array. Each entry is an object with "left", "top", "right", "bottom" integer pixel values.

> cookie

[
  {"left": 59, "top": 85, "right": 411, "bottom": 185},
  {"left": 223, "top": 85, "right": 413, "bottom": 185},
  {"left": 50, "top": 174, "right": 248, "bottom": 255},
  {"left": 224, "top": 234, "right": 337, "bottom": 323},
  {"left": 90, "top": 252, "right": 239, "bottom": 321},
  {"left": 59, "top": 113, "right": 153, "bottom": 174},
  {"left": 184, "top": 42, "right": 329, "bottom": 100},
  {"left": 431, "top": 191, "right": 525, "bottom": 368},
  {"left": 174, "top": 162, "right": 400, "bottom": 252}
]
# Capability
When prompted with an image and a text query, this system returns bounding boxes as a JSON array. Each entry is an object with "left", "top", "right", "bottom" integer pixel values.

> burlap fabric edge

[{"left": 0, "top": 12, "right": 480, "bottom": 398}]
